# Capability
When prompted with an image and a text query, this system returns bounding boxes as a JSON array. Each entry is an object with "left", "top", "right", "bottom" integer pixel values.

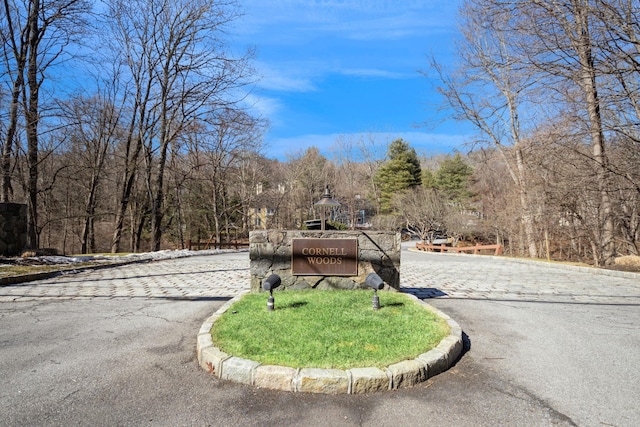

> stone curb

[
  {"left": 196, "top": 291, "right": 463, "bottom": 394},
  {"left": 407, "top": 247, "right": 640, "bottom": 279}
]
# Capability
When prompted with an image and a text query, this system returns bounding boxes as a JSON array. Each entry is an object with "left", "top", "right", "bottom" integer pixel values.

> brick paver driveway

[{"left": 1, "top": 247, "right": 639, "bottom": 426}]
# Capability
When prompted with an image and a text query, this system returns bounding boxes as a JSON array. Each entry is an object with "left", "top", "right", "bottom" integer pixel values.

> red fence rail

[
  {"left": 186, "top": 240, "right": 249, "bottom": 251},
  {"left": 415, "top": 242, "right": 503, "bottom": 256}
]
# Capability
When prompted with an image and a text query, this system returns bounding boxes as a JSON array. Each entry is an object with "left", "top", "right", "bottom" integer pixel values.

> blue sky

[{"left": 233, "top": 0, "right": 474, "bottom": 161}]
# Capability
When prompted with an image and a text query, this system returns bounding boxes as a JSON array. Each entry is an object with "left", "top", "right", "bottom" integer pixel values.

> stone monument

[
  {"left": 249, "top": 229, "right": 401, "bottom": 292},
  {"left": 0, "top": 203, "right": 27, "bottom": 256}
]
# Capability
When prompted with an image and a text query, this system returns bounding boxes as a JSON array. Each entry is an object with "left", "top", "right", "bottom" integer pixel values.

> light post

[
  {"left": 365, "top": 272, "right": 384, "bottom": 310},
  {"left": 262, "top": 274, "right": 281, "bottom": 311},
  {"left": 314, "top": 185, "right": 340, "bottom": 231}
]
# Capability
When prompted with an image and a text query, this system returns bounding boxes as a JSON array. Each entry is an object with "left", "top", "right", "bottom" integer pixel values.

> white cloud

[
  {"left": 259, "top": 73, "right": 317, "bottom": 92},
  {"left": 253, "top": 61, "right": 319, "bottom": 92},
  {"left": 237, "top": 1, "right": 456, "bottom": 42},
  {"left": 242, "top": 93, "right": 283, "bottom": 121},
  {"left": 338, "top": 68, "right": 409, "bottom": 79},
  {"left": 264, "top": 131, "right": 473, "bottom": 160}
]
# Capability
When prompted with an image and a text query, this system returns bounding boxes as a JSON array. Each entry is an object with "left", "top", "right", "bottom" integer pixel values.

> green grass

[{"left": 211, "top": 290, "right": 449, "bottom": 370}]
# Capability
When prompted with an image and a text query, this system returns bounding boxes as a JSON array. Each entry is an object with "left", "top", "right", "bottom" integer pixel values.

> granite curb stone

[
  {"left": 254, "top": 365, "right": 297, "bottom": 391},
  {"left": 197, "top": 291, "right": 463, "bottom": 394},
  {"left": 296, "top": 368, "right": 350, "bottom": 394},
  {"left": 220, "top": 357, "right": 261, "bottom": 385}
]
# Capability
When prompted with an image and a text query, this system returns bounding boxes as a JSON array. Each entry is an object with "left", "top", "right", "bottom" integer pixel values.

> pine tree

[
  {"left": 435, "top": 153, "right": 473, "bottom": 205},
  {"left": 374, "top": 139, "right": 422, "bottom": 213}
]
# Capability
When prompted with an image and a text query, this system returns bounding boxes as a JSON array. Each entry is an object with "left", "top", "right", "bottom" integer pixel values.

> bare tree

[
  {"left": 469, "top": 148, "right": 521, "bottom": 249},
  {"left": 430, "top": 0, "right": 540, "bottom": 257},
  {"left": 232, "top": 148, "right": 268, "bottom": 234},
  {"left": 287, "top": 147, "right": 335, "bottom": 226},
  {"left": 1, "top": 0, "right": 90, "bottom": 248},
  {"left": 435, "top": 0, "right": 639, "bottom": 265},
  {"left": 0, "top": 0, "right": 27, "bottom": 202},
  {"left": 60, "top": 92, "right": 121, "bottom": 253},
  {"left": 203, "top": 108, "right": 263, "bottom": 243},
  {"left": 503, "top": 0, "right": 616, "bottom": 264},
  {"left": 105, "top": 0, "right": 253, "bottom": 251},
  {"left": 105, "top": 1, "right": 155, "bottom": 253},
  {"left": 329, "top": 134, "right": 383, "bottom": 229},
  {"left": 392, "top": 186, "right": 452, "bottom": 243}
]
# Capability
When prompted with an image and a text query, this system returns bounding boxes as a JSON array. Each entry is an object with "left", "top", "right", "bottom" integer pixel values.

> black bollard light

[
  {"left": 262, "top": 274, "right": 281, "bottom": 311},
  {"left": 365, "top": 272, "right": 384, "bottom": 310}
]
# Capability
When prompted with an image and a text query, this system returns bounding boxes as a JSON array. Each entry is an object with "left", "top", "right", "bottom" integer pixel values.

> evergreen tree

[
  {"left": 434, "top": 153, "right": 473, "bottom": 205},
  {"left": 374, "top": 139, "right": 422, "bottom": 213},
  {"left": 422, "top": 168, "right": 436, "bottom": 188}
]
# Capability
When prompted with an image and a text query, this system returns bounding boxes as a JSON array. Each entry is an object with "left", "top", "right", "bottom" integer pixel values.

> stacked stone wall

[
  {"left": 0, "top": 203, "right": 27, "bottom": 256},
  {"left": 249, "top": 230, "right": 400, "bottom": 292}
]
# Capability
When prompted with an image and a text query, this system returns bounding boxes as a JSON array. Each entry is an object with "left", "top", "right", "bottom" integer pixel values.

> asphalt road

[{"left": 1, "top": 248, "right": 638, "bottom": 426}]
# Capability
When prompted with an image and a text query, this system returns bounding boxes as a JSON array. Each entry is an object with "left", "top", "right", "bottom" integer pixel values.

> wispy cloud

[
  {"left": 312, "top": 11, "right": 450, "bottom": 41},
  {"left": 253, "top": 59, "right": 411, "bottom": 96},
  {"left": 239, "top": 1, "right": 455, "bottom": 94},
  {"left": 259, "top": 73, "right": 317, "bottom": 92},
  {"left": 238, "top": 1, "right": 454, "bottom": 42},
  {"left": 242, "top": 93, "right": 283, "bottom": 121},
  {"left": 338, "top": 68, "right": 409, "bottom": 79},
  {"left": 254, "top": 61, "right": 320, "bottom": 92},
  {"left": 234, "top": 1, "right": 464, "bottom": 160},
  {"left": 264, "top": 131, "right": 473, "bottom": 161}
]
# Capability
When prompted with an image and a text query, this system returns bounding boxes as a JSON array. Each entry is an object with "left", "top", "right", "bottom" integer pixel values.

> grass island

[{"left": 211, "top": 290, "right": 450, "bottom": 370}]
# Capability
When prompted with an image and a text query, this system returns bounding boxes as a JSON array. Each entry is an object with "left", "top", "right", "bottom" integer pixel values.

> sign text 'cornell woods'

[{"left": 292, "top": 238, "right": 358, "bottom": 276}]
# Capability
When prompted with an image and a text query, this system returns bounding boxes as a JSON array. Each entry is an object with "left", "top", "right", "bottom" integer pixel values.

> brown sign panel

[{"left": 292, "top": 238, "right": 358, "bottom": 276}]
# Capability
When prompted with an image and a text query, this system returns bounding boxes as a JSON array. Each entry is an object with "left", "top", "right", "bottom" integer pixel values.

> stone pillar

[
  {"left": 0, "top": 203, "right": 28, "bottom": 256},
  {"left": 249, "top": 230, "right": 401, "bottom": 292}
]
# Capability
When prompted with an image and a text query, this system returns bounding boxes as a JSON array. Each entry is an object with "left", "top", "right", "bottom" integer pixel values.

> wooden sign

[{"left": 292, "top": 238, "right": 358, "bottom": 276}]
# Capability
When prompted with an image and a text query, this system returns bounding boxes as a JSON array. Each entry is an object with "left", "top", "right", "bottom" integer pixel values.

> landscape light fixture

[
  {"left": 365, "top": 272, "right": 384, "bottom": 310},
  {"left": 314, "top": 185, "right": 341, "bottom": 231},
  {"left": 262, "top": 274, "right": 282, "bottom": 311}
]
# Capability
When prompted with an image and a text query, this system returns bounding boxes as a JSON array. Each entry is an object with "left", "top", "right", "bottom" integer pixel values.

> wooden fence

[
  {"left": 186, "top": 240, "right": 249, "bottom": 251},
  {"left": 415, "top": 242, "right": 503, "bottom": 256}
]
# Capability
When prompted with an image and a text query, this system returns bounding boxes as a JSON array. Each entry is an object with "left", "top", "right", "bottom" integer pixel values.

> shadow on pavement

[{"left": 401, "top": 287, "right": 449, "bottom": 298}]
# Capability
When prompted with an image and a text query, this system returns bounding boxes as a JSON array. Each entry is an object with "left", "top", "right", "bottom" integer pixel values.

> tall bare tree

[
  {"left": 501, "top": 0, "right": 616, "bottom": 264},
  {"left": 105, "top": 0, "right": 253, "bottom": 251},
  {"left": 287, "top": 147, "right": 335, "bottom": 225},
  {"left": 1, "top": 0, "right": 90, "bottom": 248},
  {"left": 430, "top": 0, "right": 540, "bottom": 257},
  {"left": 61, "top": 92, "right": 121, "bottom": 253},
  {"left": 329, "top": 134, "right": 383, "bottom": 229},
  {"left": 203, "top": 108, "right": 262, "bottom": 243},
  {"left": 1, "top": 0, "right": 28, "bottom": 202}
]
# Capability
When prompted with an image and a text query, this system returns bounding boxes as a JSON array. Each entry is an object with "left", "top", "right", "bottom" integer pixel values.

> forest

[{"left": 1, "top": 0, "right": 638, "bottom": 267}]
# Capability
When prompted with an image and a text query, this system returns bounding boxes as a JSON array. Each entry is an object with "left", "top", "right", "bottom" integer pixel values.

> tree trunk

[
  {"left": 1, "top": 72, "right": 23, "bottom": 202},
  {"left": 1, "top": 0, "right": 30, "bottom": 203},
  {"left": 150, "top": 135, "right": 170, "bottom": 251},
  {"left": 81, "top": 176, "right": 99, "bottom": 254},
  {"left": 575, "top": 4, "right": 615, "bottom": 265},
  {"left": 111, "top": 135, "right": 143, "bottom": 253},
  {"left": 25, "top": 0, "right": 41, "bottom": 249},
  {"left": 515, "top": 147, "right": 538, "bottom": 258}
]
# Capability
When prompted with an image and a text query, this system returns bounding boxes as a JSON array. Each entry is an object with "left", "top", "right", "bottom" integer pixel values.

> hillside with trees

[{"left": 1, "top": 0, "right": 638, "bottom": 267}]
